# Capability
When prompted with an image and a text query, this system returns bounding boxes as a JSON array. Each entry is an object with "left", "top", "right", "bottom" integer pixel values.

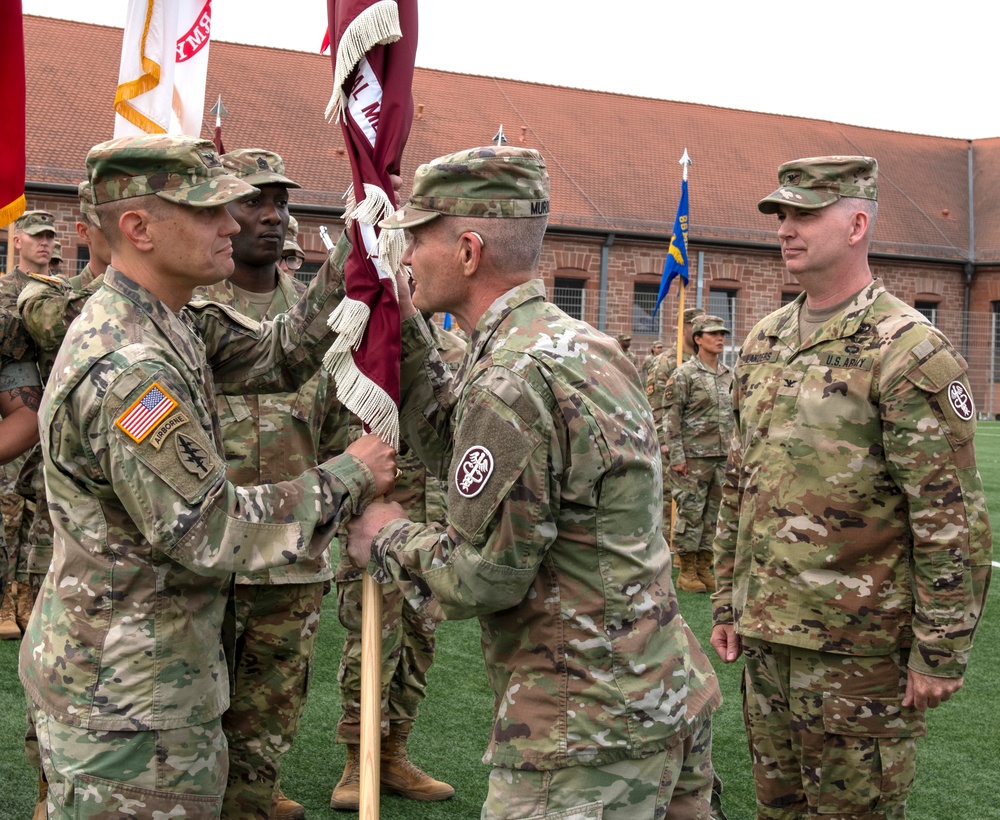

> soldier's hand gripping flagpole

[{"left": 323, "top": 2, "right": 417, "bottom": 816}]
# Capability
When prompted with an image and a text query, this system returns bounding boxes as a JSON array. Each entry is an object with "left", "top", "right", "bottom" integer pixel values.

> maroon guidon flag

[
  {"left": 0, "top": 0, "right": 26, "bottom": 229},
  {"left": 322, "top": 0, "right": 417, "bottom": 448}
]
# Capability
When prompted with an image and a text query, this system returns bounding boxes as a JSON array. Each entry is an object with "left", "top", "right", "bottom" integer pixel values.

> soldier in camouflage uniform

[
  {"left": 70, "top": 180, "right": 111, "bottom": 288},
  {"left": 616, "top": 331, "right": 638, "bottom": 370},
  {"left": 645, "top": 306, "right": 704, "bottom": 548},
  {"left": 664, "top": 314, "right": 733, "bottom": 595},
  {"left": 0, "top": 310, "right": 43, "bottom": 603},
  {"left": 346, "top": 146, "right": 722, "bottom": 819},
  {"left": 0, "top": 210, "right": 59, "bottom": 641},
  {"left": 330, "top": 313, "right": 463, "bottom": 810},
  {"left": 18, "top": 135, "right": 397, "bottom": 820},
  {"left": 711, "top": 156, "right": 993, "bottom": 819},
  {"left": 190, "top": 148, "right": 351, "bottom": 820},
  {"left": 640, "top": 339, "right": 663, "bottom": 384}
]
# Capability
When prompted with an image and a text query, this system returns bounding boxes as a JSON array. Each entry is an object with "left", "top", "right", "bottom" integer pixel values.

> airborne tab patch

[{"left": 116, "top": 383, "right": 178, "bottom": 444}]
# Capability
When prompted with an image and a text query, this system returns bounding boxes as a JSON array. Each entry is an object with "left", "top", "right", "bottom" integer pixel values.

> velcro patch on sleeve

[{"left": 115, "top": 382, "right": 178, "bottom": 443}]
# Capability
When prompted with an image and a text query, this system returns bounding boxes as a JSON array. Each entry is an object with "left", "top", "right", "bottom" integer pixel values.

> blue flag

[
  {"left": 442, "top": 312, "right": 452, "bottom": 330},
  {"left": 653, "top": 179, "right": 689, "bottom": 317}
]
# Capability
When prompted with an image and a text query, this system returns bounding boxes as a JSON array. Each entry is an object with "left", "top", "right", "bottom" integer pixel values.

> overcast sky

[{"left": 22, "top": 0, "right": 998, "bottom": 140}]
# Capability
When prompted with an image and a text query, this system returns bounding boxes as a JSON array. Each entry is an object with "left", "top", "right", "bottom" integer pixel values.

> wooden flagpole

[
  {"left": 669, "top": 151, "right": 692, "bottom": 547},
  {"left": 360, "top": 574, "right": 382, "bottom": 819}
]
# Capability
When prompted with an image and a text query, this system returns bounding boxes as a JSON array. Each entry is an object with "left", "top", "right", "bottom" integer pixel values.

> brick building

[{"left": 10, "top": 15, "right": 1000, "bottom": 411}]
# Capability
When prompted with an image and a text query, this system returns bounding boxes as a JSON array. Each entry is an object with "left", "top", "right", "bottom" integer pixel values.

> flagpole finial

[
  {"left": 493, "top": 125, "right": 507, "bottom": 146},
  {"left": 210, "top": 94, "right": 228, "bottom": 127},
  {"left": 679, "top": 149, "right": 691, "bottom": 167}
]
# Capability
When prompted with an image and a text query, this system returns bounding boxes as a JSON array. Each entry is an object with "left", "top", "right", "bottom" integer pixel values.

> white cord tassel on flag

[{"left": 325, "top": 0, "right": 401, "bottom": 123}]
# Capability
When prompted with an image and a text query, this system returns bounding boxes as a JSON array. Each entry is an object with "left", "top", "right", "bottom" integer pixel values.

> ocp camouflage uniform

[
  {"left": 713, "top": 280, "right": 992, "bottom": 819},
  {"left": 10, "top": 271, "right": 77, "bottom": 627},
  {"left": 19, "top": 229, "right": 373, "bottom": 816},
  {"left": 334, "top": 319, "right": 464, "bottom": 746},
  {"left": 664, "top": 355, "right": 733, "bottom": 556},
  {"left": 372, "top": 280, "right": 721, "bottom": 804},
  {"left": 0, "top": 310, "right": 40, "bottom": 604},
  {"left": 195, "top": 240, "right": 351, "bottom": 818},
  {"left": 645, "top": 345, "right": 692, "bottom": 529}
]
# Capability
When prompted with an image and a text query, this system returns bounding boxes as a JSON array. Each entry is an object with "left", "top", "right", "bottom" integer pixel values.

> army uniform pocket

[{"left": 73, "top": 773, "right": 221, "bottom": 819}]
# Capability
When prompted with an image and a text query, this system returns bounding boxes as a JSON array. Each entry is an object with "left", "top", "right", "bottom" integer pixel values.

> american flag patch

[{"left": 115, "top": 383, "right": 178, "bottom": 444}]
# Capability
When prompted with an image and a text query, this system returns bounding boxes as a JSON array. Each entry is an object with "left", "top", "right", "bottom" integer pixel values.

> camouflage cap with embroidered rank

[
  {"left": 14, "top": 209, "right": 56, "bottom": 235},
  {"left": 683, "top": 307, "right": 705, "bottom": 324},
  {"left": 221, "top": 148, "right": 301, "bottom": 189},
  {"left": 379, "top": 146, "right": 550, "bottom": 230},
  {"left": 87, "top": 135, "right": 258, "bottom": 208},
  {"left": 757, "top": 156, "right": 878, "bottom": 214},
  {"left": 77, "top": 181, "right": 101, "bottom": 227},
  {"left": 692, "top": 314, "right": 730, "bottom": 335}
]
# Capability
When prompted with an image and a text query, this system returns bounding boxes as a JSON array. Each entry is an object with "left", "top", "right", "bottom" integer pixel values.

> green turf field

[{"left": 1, "top": 425, "right": 998, "bottom": 819}]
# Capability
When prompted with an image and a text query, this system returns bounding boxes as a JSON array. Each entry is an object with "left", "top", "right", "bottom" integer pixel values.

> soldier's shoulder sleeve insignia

[
  {"left": 175, "top": 432, "right": 214, "bottom": 479},
  {"left": 455, "top": 445, "right": 494, "bottom": 498},
  {"left": 115, "top": 381, "right": 178, "bottom": 444}
]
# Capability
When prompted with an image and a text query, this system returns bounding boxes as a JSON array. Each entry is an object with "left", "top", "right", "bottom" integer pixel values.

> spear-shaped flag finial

[
  {"left": 210, "top": 95, "right": 228, "bottom": 153},
  {"left": 493, "top": 124, "right": 507, "bottom": 146}
]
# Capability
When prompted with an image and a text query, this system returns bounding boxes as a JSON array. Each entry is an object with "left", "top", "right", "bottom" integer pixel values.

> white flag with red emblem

[{"left": 114, "top": 0, "right": 213, "bottom": 137}]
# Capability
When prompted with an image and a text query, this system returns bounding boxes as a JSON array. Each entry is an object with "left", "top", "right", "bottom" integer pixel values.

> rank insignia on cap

[
  {"left": 116, "top": 383, "right": 178, "bottom": 444},
  {"left": 455, "top": 445, "right": 494, "bottom": 498}
]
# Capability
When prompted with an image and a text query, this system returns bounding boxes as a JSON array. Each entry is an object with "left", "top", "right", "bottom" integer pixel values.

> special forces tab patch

[
  {"left": 455, "top": 445, "right": 494, "bottom": 498},
  {"left": 948, "top": 380, "right": 974, "bottom": 421},
  {"left": 176, "top": 433, "right": 213, "bottom": 479},
  {"left": 116, "top": 383, "right": 178, "bottom": 444}
]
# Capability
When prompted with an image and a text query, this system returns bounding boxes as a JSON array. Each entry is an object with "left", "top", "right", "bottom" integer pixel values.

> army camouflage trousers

[
  {"left": 741, "top": 639, "right": 926, "bottom": 819},
  {"left": 670, "top": 456, "right": 724, "bottom": 556},
  {"left": 335, "top": 569, "right": 439, "bottom": 743},
  {"left": 0, "top": 491, "right": 24, "bottom": 591},
  {"left": 481, "top": 714, "right": 714, "bottom": 819},
  {"left": 222, "top": 581, "right": 325, "bottom": 819},
  {"left": 32, "top": 706, "right": 227, "bottom": 819}
]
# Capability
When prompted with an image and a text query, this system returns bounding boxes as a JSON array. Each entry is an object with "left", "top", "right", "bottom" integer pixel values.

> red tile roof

[{"left": 22, "top": 14, "right": 994, "bottom": 262}]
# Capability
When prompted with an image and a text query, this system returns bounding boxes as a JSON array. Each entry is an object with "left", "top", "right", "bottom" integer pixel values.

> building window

[
  {"left": 76, "top": 245, "right": 90, "bottom": 276},
  {"left": 709, "top": 288, "right": 738, "bottom": 368},
  {"left": 993, "top": 303, "right": 1000, "bottom": 383},
  {"left": 294, "top": 261, "right": 322, "bottom": 284},
  {"left": 553, "top": 277, "right": 585, "bottom": 321},
  {"left": 632, "top": 282, "right": 660, "bottom": 335},
  {"left": 915, "top": 300, "right": 938, "bottom": 326},
  {"left": 781, "top": 291, "right": 801, "bottom": 307}
]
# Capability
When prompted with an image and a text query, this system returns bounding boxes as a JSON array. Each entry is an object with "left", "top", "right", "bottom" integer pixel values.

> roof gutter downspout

[
  {"left": 599, "top": 233, "right": 615, "bottom": 332},
  {"left": 964, "top": 141, "right": 974, "bottom": 358}
]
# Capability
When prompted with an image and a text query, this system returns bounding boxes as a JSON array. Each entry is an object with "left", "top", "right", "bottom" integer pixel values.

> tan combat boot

[
  {"left": 380, "top": 722, "right": 454, "bottom": 802},
  {"left": 16, "top": 577, "right": 36, "bottom": 632},
  {"left": 0, "top": 581, "right": 22, "bottom": 639},
  {"left": 330, "top": 744, "right": 361, "bottom": 811},
  {"left": 32, "top": 772, "right": 47, "bottom": 820},
  {"left": 676, "top": 553, "right": 707, "bottom": 594},
  {"left": 696, "top": 551, "right": 717, "bottom": 593},
  {"left": 270, "top": 783, "right": 305, "bottom": 820}
]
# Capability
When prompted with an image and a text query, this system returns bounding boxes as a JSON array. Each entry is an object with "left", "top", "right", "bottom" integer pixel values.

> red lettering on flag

[{"left": 176, "top": 0, "right": 213, "bottom": 63}]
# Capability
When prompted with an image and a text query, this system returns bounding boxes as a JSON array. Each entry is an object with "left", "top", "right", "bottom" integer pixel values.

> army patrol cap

[
  {"left": 379, "top": 146, "right": 550, "bottom": 230},
  {"left": 758, "top": 156, "right": 878, "bottom": 214},
  {"left": 287, "top": 214, "right": 299, "bottom": 240},
  {"left": 221, "top": 148, "right": 301, "bottom": 189},
  {"left": 14, "top": 210, "right": 56, "bottom": 236},
  {"left": 50, "top": 240, "right": 63, "bottom": 262},
  {"left": 87, "top": 135, "right": 258, "bottom": 207},
  {"left": 283, "top": 238, "right": 305, "bottom": 260},
  {"left": 77, "top": 181, "right": 101, "bottom": 227},
  {"left": 693, "top": 314, "right": 730, "bottom": 335},
  {"left": 683, "top": 307, "right": 705, "bottom": 324},
  {"left": 617, "top": 333, "right": 632, "bottom": 342}
]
